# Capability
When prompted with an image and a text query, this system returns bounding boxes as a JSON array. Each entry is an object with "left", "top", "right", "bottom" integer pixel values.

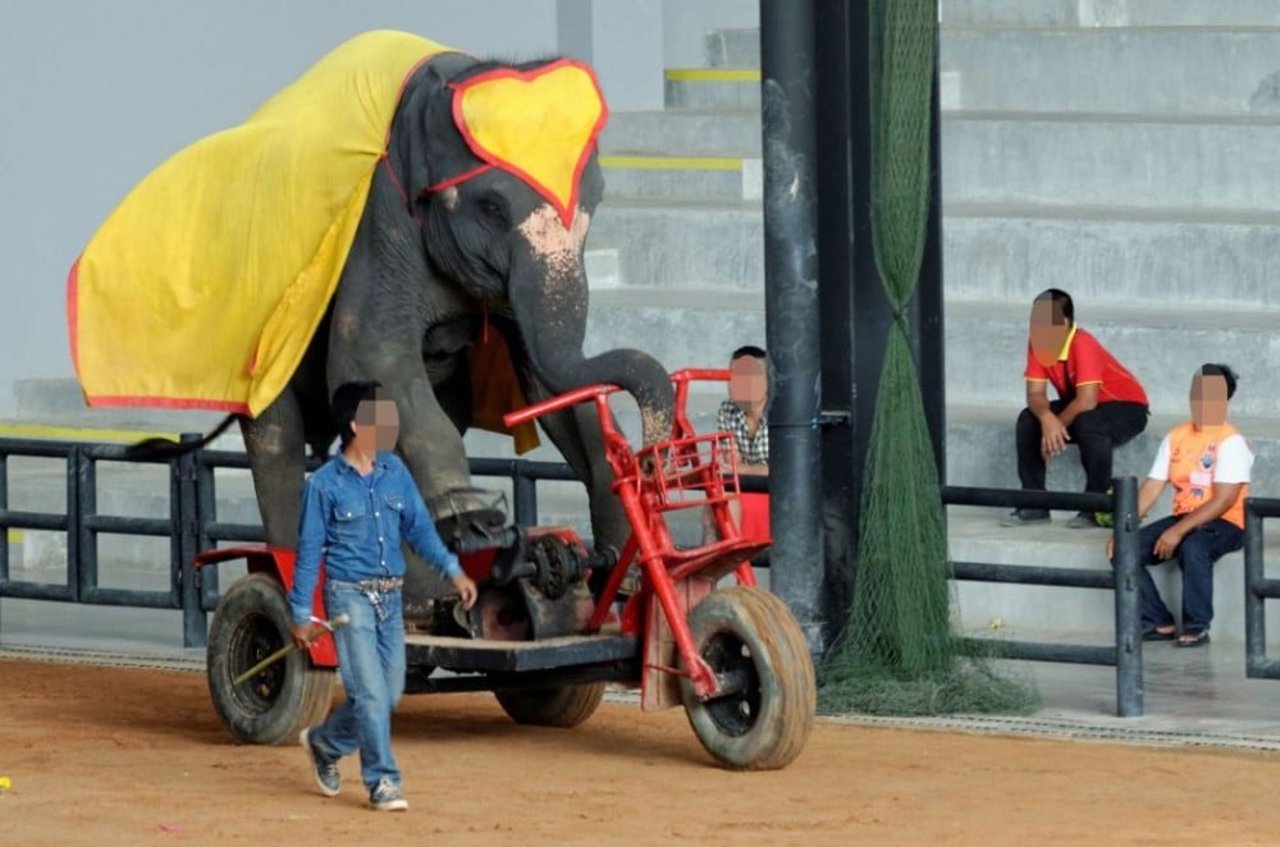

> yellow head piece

[{"left": 450, "top": 59, "right": 608, "bottom": 228}]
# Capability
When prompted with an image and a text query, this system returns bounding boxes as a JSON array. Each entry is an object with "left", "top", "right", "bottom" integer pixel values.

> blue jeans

[
  {"left": 307, "top": 580, "right": 406, "bottom": 792},
  {"left": 1134, "top": 515, "right": 1243, "bottom": 635}
]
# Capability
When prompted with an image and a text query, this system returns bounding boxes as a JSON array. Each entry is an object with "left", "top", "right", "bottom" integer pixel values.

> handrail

[{"left": 1244, "top": 497, "right": 1280, "bottom": 679}]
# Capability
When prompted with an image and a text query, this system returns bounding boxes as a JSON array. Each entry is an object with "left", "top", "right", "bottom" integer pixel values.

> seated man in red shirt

[{"left": 1002, "top": 289, "right": 1150, "bottom": 528}]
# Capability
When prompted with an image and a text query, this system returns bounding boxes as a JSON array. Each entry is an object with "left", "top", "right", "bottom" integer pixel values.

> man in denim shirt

[{"left": 290, "top": 381, "right": 478, "bottom": 811}]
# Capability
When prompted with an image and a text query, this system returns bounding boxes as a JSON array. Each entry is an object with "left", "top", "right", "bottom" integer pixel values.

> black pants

[{"left": 1016, "top": 399, "right": 1148, "bottom": 494}]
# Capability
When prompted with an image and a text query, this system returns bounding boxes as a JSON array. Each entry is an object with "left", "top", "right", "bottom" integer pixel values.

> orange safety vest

[{"left": 1166, "top": 422, "right": 1251, "bottom": 529}]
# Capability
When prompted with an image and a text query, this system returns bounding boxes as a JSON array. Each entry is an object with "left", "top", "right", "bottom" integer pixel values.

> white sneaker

[
  {"left": 300, "top": 728, "right": 340, "bottom": 797},
  {"left": 369, "top": 777, "right": 408, "bottom": 811}
]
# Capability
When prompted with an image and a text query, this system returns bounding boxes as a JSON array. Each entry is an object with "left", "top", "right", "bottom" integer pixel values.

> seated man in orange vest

[
  {"left": 1004, "top": 289, "right": 1150, "bottom": 528},
  {"left": 1107, "top": 364, "right": 1252, "bottom": 647}
]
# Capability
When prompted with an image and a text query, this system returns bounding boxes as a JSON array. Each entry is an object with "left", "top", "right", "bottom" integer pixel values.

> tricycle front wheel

[{"left": 680, "top": 586, "right": 816, "bottom": 770}]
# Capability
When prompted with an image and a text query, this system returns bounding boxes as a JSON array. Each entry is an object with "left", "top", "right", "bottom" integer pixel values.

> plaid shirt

[{"left": 716, "top": 400, "right": 769, "bottom": 466}]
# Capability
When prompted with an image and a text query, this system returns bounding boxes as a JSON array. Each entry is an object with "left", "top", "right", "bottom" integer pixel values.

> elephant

[{"left": 69, "top": 32, "right": 674, "bottom": 615}]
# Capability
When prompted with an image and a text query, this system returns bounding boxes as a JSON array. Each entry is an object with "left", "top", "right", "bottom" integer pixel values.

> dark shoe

[
  {"left": 1000, "top": 508, "right": 1050, "bottom": 527},
  {"left": 1175, "top": 631, "right": 1210, "bottom": 648},
  {"left": 370, "top": 777, "right": 408, "bottom": 811},
  {"left": 1065, "top": 511, "right": 1103, "bottom": 529},
  {"left": 1142, "top": 627, "right": 1177, "bottom": 642},
  {"left": 300, "top": 728, "right": 340, "bottom": 797}
]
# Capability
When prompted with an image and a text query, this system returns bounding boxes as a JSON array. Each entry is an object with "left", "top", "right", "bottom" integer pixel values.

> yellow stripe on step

[
  {"left": 599, "top": 155, "right": 743, "bottom": 172},
  {"left": 0, "top": 423, "right": 178, "bottom": 444},
  {"left": 665, "top": 68, "right": 761, "bottom": 83},
  {"left": 7, "top": 530, "right": 23, "bottom": 545}
]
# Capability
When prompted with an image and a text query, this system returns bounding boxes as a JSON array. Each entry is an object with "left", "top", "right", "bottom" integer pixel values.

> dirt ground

[{"left": 2, "top": 660, "right": 1280, "bottom": 846}]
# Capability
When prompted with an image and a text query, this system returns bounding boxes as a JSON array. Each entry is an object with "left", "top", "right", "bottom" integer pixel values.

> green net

[{"left": 817, "top": 0, "right": 1038, "bottom": 716}]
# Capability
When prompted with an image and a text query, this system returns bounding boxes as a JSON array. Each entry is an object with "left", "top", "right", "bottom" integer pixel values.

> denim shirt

[{"left": 288, "top": 451, "right": 461, "bottom": 624}]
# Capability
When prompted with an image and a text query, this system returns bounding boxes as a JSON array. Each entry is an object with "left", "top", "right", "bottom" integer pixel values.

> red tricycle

[{"left": 197, "top": 369, "right": 816, "bottom": 770}]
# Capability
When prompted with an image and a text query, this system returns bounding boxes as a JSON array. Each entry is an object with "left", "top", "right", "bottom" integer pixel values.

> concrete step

[
  {"left": 945, "top": 204, "right": 1280, "bottom": 310},
  {"left": 704, "top": 28, "right": 759, "bottom": 69},
  {"left": 584, "top": 288, "right": 764, "bottom": 377},
  {"left": 595, "top": 196, "right": 1280, "bottom": 308},
  {"left": 941, "top": 29, "right": 1280, "bottom": 116},
  {"left": 947, "top": 505, "right": 1280, "bottom": 644},
  {"left": 601, "top": 154, "right": 762, "bottom": 201},
  {"left": 583, "top": 246, "right": 621, "bottom": 288},
  {"left": 941, "top": 0, "right": 1280, "bottom": 28},
  {"left": 946, "top": 300, "right": 1280, "bottom": 419},
  {"left": 946, "top": 403, "right": 1280, "bottom": 497},
  {"left": 941, "top": 0, "right": 1079, "bottom": 27},
  {"left": 590, "top": 197, "right": 762, "bottom": 289},
  {"left": 600, "top": 109, "right": 761, "bottom": 157},
  {"left": 580, "top": 288, "right": 1280, "bottom": 422},
  {"left": 942, "top": 112, "right": 1280, "bottom": 212},
  {"left": 664, "top": 68, "right": 761, "bottom": 111}
]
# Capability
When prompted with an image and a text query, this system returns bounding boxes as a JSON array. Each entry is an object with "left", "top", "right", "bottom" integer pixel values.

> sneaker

[
  {"left": 1000, "top": 508, "right": 1050, "bottom": 527},
  {"left": 1065, "top": 511, "right": 1102, "bottom": 529},
  {"left": 300, "top": 728, "right": 340, "bottom": 797},
  {"left": 370, "top": 777, "right": 408, "bottom": 812}
]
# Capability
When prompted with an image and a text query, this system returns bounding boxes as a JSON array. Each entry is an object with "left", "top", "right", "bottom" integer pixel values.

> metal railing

[
  {"left": 943, "top": 478, "right": 1144, "bottom": 717},
  {"left": 0, "top": 433, "right": 1143, "bottom": 716},
  {"left": 0, "top": 435, "right": 587, "bottom": 649},
  {"left": 1244, "top": 497, "right": 1280, "bottom": 679}
]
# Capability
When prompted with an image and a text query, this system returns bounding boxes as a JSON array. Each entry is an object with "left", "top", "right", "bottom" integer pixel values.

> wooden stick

[{"left": 234, "top": 613, "right": 350, "bottom": 685}]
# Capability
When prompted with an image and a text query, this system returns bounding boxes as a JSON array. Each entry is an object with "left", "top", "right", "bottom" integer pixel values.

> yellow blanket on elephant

[{"left": 70, "top": 30, "right": 446, "bottom": 417}]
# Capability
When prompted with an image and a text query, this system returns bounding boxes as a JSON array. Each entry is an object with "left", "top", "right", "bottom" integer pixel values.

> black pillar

[{"left": 759, "top": 0, "right": 825, "bottom": 655}]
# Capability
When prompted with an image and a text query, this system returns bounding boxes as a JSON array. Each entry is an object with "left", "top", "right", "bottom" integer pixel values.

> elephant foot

[{"left": 431, "top": 487, "right": 508, "bottom": 547}]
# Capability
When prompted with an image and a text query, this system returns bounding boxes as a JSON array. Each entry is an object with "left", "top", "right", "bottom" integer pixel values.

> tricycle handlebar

[
  {"left": 501, "top": 369, "right": 735, "bottom": 431},
  {"left": 503, "top": 383, "right": 622, "bottom": 429}
]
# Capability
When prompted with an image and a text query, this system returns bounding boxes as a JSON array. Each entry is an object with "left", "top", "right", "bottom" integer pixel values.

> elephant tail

[{"left": 123, "top": 414, "right": 239, "bottom": 461}]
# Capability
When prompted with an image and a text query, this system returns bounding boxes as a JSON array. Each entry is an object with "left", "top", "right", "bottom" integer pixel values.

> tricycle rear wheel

[
  {"left": 206, "top": 574, "right": 335, "bottom": 745},
  {"left": 680, "top": 586, "right": 815, "bottom": 770},
  {"left": 494, "top": 682, "right": 606, "bottom": 728}
]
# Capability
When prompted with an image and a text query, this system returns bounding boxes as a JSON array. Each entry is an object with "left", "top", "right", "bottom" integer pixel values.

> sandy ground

[{"left": 2, "top": 660, "right": 1280, "bottom": 846}]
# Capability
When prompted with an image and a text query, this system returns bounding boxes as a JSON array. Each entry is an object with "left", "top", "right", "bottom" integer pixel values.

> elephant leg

[
  {"left": 432, "top": 354, "right": 473, "bottom": 437},
  {"left": 240, "top": 387, "right": 308, "bottom": 550},
  {"left": 517, "top": 368, "right": 629, "bottom": 554}
]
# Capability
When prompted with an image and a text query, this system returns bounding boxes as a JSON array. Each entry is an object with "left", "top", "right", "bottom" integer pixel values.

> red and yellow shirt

[
  {"left": 1149, "top": 422, "right": 1253, "bottom": 529},
  {"left": 1024, "top": 326, "right": 1148, "bottom": 406}
]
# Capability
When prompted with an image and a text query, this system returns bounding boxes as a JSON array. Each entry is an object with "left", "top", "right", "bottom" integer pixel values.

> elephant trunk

[{"left": 510, "top": 208, "right": 674, "bottom": 445}]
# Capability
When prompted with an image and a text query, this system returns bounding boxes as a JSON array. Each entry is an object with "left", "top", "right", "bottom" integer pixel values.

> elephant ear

[{"left": 450, "top": 59, "right": 607, "bottom": 227}]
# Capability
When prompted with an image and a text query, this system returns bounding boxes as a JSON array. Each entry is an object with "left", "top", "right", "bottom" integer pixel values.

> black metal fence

[
  {"left": 0, "top": 435, "right": 585, "bottom": 649},
  {"left": 943, "top": 479, "right": 1144, "bottom": 717},
  {"left": 1244, "top": 497, "right": 1280, "bottom": 679},
  {"left": 0, "top": 433, "right": 1143, "bottom": 715}
]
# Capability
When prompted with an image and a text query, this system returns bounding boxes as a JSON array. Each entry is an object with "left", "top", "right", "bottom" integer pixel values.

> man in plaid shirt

[
  {"left": 716, "top": 346, "right": 770, "bottom": 475},
  {"left": 706, "top": 346, "right": 770, "bottom": 546}
]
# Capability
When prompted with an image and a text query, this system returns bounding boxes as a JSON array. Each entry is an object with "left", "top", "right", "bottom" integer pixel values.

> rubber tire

[
  {"left": 680, "top": 586, "right": 816, "bottom": 770},
  {"left": 494, "top": 682, "right": 606, "bottom": 729},
  {"left": 207, "top": 574, "right": 335, "bottom": 745}
]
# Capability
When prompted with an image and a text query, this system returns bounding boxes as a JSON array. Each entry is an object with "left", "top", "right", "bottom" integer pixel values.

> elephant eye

[{"left": 477, "top": 196, "right": 506, "bottom": 222}]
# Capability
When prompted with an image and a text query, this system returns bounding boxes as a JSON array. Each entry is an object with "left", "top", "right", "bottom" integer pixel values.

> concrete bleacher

[{"left": 7, "top": 0, "right": 1280, "bottom": 647}]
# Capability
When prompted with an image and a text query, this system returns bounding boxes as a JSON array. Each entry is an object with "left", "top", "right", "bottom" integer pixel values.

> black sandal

[
  {"left": 1142, "top": 627, "right": 1177, "bottom": 642},
  {"left": 1175, "top": 631, "right": 1210, "bottom": 648}
]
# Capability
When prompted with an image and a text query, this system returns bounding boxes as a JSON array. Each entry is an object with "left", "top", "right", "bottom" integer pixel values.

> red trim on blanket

[
  {"left": 86, "top": 395, "right": 250, "bottom": 414},
  {"left": 381, "top": 53, "right": 442, "bottom": 151},
  {"left": 424, "top": 163, "right": 494, "bottom": 195}
]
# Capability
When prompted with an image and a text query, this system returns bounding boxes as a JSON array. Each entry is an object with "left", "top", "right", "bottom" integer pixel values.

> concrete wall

[{"left": 663, "top": 0, "right": 758, "bottom": 68}]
